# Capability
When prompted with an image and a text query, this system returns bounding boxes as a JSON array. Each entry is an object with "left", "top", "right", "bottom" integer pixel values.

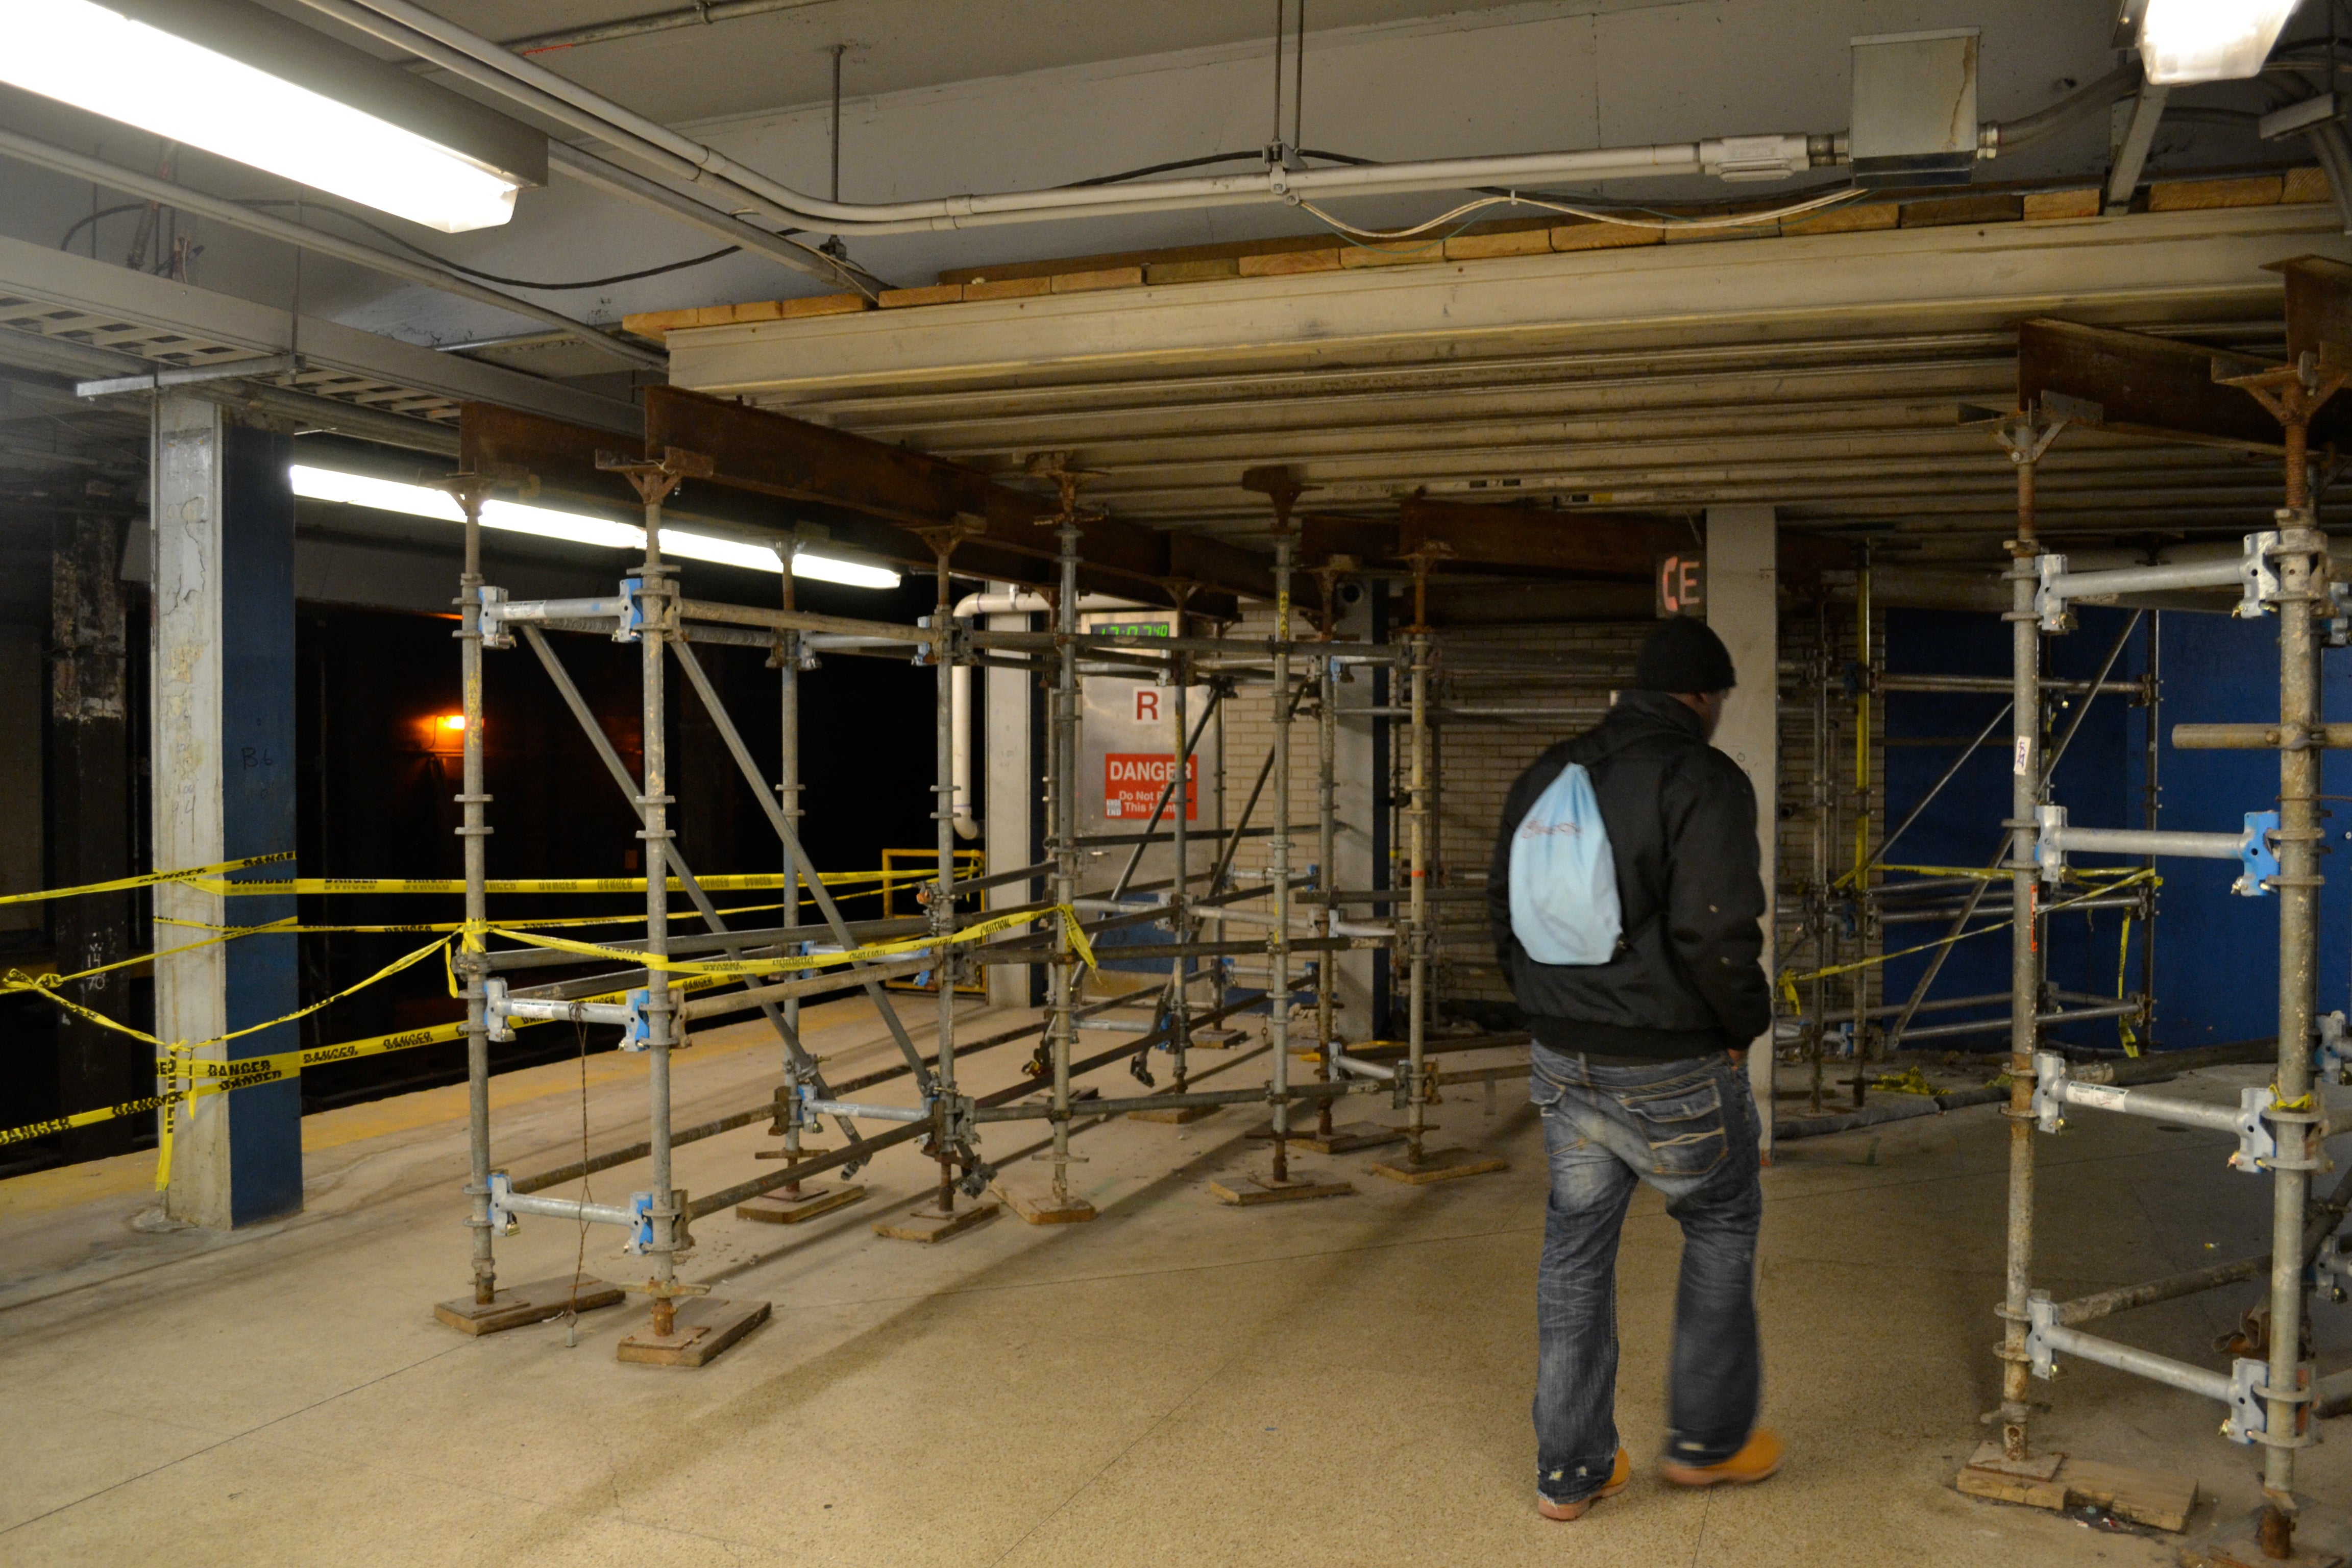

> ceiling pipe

[
  {"left": 0, "top": 127, "right": 666, "bottom": 373},
  {"left": 320, "top": 0, "right": 1847, "bottom": 235}
]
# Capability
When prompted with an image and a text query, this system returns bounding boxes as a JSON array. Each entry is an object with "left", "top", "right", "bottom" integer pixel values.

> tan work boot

[
  {"left": 1536, "top": 1448, "right": 1631, "bottom": 1521},
  {"left": 1659, "top": 1428, "right": 1783, "bottom": 1488}
]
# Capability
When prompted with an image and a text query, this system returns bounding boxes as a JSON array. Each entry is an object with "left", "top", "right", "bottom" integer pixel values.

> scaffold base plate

[
  {"left": 1209, "top": 1170, "right": 1354, "bottom": 1205},
  {"left": 2181, "top": 1535, "right": 2344, "bottom": 1568},
  {"left": 736, "top": 1185, "right": 865, "bottom": 1223},
  {"left": 874, "top": 1200, "right": 1000, "bottom": 1243},
  {"left": 994, "top": 1183, "right": 1098, "bottom": 1224},
  {"left": 1127, "top": 1104, "right": 1214, "bottom": 1123},
  {"left": 1956, "top": 1446, "right": 2196, "bottom": 1532},
  {"left": 434, "top": 1275, "right": 625, "bottom": 1337},
  {"left": 1295, "top": 1122, "right": 1407, "bottom": 1155},
  {"left": 1369, "top": 1147, "right": 1510, "bottom": 1185},
  {"left": 616, "top": 1296, "right": 769, "bottom": 1367}
]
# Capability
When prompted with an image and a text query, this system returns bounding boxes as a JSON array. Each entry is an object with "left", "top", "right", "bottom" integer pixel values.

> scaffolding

[{"left": 432, "top": 448, "right": 1525, "bottom": 1359}]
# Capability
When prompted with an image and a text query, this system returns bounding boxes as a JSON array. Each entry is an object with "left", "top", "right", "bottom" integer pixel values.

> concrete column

[
  {"left": 983, "top": 584, "right": 1035, "bottom": 1009},
  {"left": 1705, "top": 505, "right": 1778, "bottom": 1157},
  {"left": 152, "top": 393, "right": 301, "bottom": 1228}
]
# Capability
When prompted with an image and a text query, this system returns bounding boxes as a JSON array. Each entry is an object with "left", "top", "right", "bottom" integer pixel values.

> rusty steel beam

[
  {"left": 2272, "top": 255, "right": 2352, "bottom": 373},
  {"left": 1400, "top": 495, "right": 1685, "bottom": 578},
  {"left": 2015, "top": 318, "right": 2352, "bottom": 453}
]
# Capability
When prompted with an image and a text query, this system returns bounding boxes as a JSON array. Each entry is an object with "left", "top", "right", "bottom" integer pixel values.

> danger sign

[{"left": 1104, "top": 753, "right": 1197, "bottom": 820}]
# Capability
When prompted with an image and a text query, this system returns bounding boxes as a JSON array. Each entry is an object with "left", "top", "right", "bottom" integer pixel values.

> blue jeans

[{"left": 1529, "top": 1045, "right": 1762, "bottom": 1505}]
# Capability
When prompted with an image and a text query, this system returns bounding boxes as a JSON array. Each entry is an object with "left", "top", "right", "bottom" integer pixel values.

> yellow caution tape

[
  {"left": 1870, "top": 1065, "right": 1938, "bottom": 1096},
  {"left": 154, "top": 899, "right": 794, "bottom": 937},
  {"left": 0, "top": 850, "right": 295, "bottom": 908},
  {"left": 485, "top": 903, "right": 1096, "bottom": 979},
  {"left": 192, "top": 869, "right": 927, "bottom": 897},
  {"left": 1778, "top": 871, "right": 2158, "bottom": 994}
]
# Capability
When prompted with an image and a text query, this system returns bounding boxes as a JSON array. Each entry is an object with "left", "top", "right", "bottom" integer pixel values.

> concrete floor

[{"left": 2, "top": 999, "right": 2347, "bottom": 1567}]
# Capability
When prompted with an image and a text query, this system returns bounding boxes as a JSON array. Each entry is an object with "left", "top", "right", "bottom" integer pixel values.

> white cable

[{"left": 1296, "top": 184, "right": 1860, "bottom": 244}]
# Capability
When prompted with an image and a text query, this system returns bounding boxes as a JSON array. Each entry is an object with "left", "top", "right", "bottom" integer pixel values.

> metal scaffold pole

[
  {"left": 1315, "top": 631, "right": 1339, "bottom": 1141},
  {"left": 1268, "top": 526, "right": 1296, "bottom": 1183},
  {"left": 1405, "top": 624, "right": 1431, "bottom": 1165},
  {"left": 1047, "top": 508, "right": 1083, "bottom": 1210},
  {"left": 1168, "top": 627, "right": 1194, "bottom": 1099},
  {"left": 930, "top": 543, "right": 963, "bottom": 1217},
  {"left": 638, "top": 491, "right": 679, "bottom": 1303},
  {"left": 776, "top": 546, "right": 806, "bottom": 1185},
  {"left": 454, "top": 476, "right": 496, "bottom": 1308},
  {"left": 1996, "top": 411, "right": 2061, "bottom": 1460}
]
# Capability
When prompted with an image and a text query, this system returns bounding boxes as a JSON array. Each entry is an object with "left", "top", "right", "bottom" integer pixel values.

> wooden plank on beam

[{"left": 1399, "top": 496, "right": 1688, "bottom": 579}]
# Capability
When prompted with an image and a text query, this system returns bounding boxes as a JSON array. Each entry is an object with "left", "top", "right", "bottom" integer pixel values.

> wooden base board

[
  {"left": 1190, "top": 1028, "right": 1247, "bottom": 1048},
  {"left": 1368, "top": 1147, "right": 1510, "bottom": 1185},
  {"left": 1127, "top": 1104, "right": 1214, "bottom": 1124},
  {"left": 615, "top": 1296, "right": 770, "bottom": 1367},
  {"left": 993, "top": 1183, "right": 1098, "bottom": 1224},
  {"left": 874, "top": 1200, "right": 1000, "bottom": 1243},
  {"left": 1956, "top": 1444, "right": 2197, "bottom": 1533},
  {"left": 735, "top": 1185, "right": 866, "bottom": 1223},
  {"left": 1294, "top": 1121, "right": 1407, "bottom": 1156},
  {"left": 434, "top": 1275, "right": 625, "bottom": 1337},
  {"left": 751, "top": 1143, "right": 830, "bottom": 1162},
  {"left": 1209, "top": 1169, "right": 1355, "bottom": 1206}
]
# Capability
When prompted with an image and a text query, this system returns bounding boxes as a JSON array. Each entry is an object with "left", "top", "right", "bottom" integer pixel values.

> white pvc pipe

[{"left": 323, "top": 1, "right": 1828, "bottom": 236}]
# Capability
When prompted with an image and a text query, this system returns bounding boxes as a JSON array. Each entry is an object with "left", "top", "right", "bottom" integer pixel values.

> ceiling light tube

[
  {"left": 7, "top": 0, "right": 543, "bottom": 231},
  {"left": 289, "top": 466, "right": 900, "bottom": 589}
]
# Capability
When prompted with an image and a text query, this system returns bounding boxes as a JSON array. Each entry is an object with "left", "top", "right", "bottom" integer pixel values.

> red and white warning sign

[{"left": 1104, "top": 753, "right": 1197, "bottom": 820}]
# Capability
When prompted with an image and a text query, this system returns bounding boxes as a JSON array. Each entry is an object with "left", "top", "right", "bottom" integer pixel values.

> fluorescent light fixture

[
  {"left": 7, "top": 1, "right": 530, "bottom": 231},
  {"left": 289, "top": 465, "right": 900, "bottom": 589},
  {"left": 2136, "top": 0, "right": 2300, "bottom": 85}
]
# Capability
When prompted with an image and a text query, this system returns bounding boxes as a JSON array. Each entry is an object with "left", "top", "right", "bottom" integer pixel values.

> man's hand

[{"left": 1728, "top": 1049, "right": 1747, "bottom": 1067}]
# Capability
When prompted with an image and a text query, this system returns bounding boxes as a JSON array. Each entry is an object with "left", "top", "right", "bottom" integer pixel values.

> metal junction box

[{"left": 1849, "top": 28, "right": 1980, "bottom": 188}]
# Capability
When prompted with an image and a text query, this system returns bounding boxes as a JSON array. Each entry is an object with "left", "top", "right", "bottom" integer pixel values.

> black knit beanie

[{"left": 1633, "top": 617, "right": 1736, "bottom": 694}]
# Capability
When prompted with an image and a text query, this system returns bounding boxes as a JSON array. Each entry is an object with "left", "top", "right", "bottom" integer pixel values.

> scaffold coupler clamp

[
  {"left": 2237, "top": 530, "right": 2285, "bottom": 620},
  {"left": 621, "top": 1190, "right": 656, "bottom": 1255},
  {"left": 2029, "top": 1050, "right": 2069, "bottom": 1133},
  {"left": 2033, "top": 804, "right": 2067, "bottom": 884},
  {"left": 913, "top": 614, "right": 971, "bottom": 668},
  {"left": 2234, "top": 811, "right": 2282, "bottom": 898},
  {"left": 476, "top": 584, "right": 513, "bottom": 649},
  {"left": 2314, "top": 1233, "right": 2352, "bottom": 1303},
  {"left": 485, "top": 1170, "right": 520, "bottom": 1237},
  {"left": 482, "top": 977, "right": 516, "bottom": 1043},
  {"left": 620, "top": 989, "right": 656, "bottom": 1052},
  {"left": 2022, "top": 1290, "right": 2062, "bottom": 1381},
  {"left": 2232, "top": 1085, "right": 2285, "bottom": 1173},
  {"left": 2317, "top": 1012, "right": 2352, "bottom": 1087},
  {"left": 2226, "top": 1358, "right": 2316, "bottom": 1448},
  {"left": 612, "top": 576, "right": 647, "bottom": 643},
  {"left": 2325, "top": 579, "right": 2352, "bottom": 649},
  {"left": 2033, "top": 553, "right": 2075, "bottom": 633}
]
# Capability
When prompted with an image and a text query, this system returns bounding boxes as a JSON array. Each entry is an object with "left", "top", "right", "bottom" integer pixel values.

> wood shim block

[
  {"left": 2283, "top": 165, "right": 2333, "bottom": 205},
  {"left": 963, "top": 276, "right": 1052, "bottom": 301},
  {"left": 619, "top": 308, "right": 698, "bottom": 337},
  {"left": 689, "top": 302, "right": 742, "bottom": 326},
  {"left": 1209, "top": 1170, "right": 1355, "bottom": 1205},
  {"left": 1340, "top": 244, "right": 1446, "bottom": 268},
  {"left": 1291, "top": 1121, "right": 1406, "bottom": 1156},
  {"left": 1663, "top": 221, "right": 1780, "bottom": 245},
  {"left": 1782, "top": 202, "right": 1901, "bottom": 235},
  {"left": 874, "top": 1200, "right": 1000, "bottom": 1242},
  {"left": 434, "top": 1275, "right": 625, "bottom": 1336},
  {"left": 2181, "top": 1533, "right": 2346, "bottom": 1568},
  {"left": 1368, "top": 1147, "right": 1510, "bottom": 1184},
  {"left": 1051, "top": 265, "right": 1144, "bottom": 293},
  {"left": 1956, "top": 1451, "right": 2197, "bottom": 1533},
  {"left": 1239, "top": 249, "right": 1341, "bottom": 276},
  {"left": 879, "top": 283, "right": 963, "bottom": 309},
  {"left": 1443, "top": 228, "right": 1552, "bottom": 260},
  {"left": 1145, "top": 258, "right": 1240, "bottom": 284},
  {"left": 993, "top": 1182, "right": 1098, "bottom": 1224},
  {"left": 616, "top": 1295, "right": 770, "bottom": 1367},
  {"left": 2149, "top": 174, "right": 2284, "bottom": 212},
  {"left": 736, "top": 1185, "right": 866, "bottom": 1223},
  {"left": 1550, "top": 221, "right": 1661, "bottom": 253},
  {"left": 778, "top": 292, "right": 874, "bottom": 318},
  {"left": 2022, "top": 187, "right": 2102, "bottom": 220},
  {"left": 1961, "top": 1442, "right": 2063, "bottom": 1481},
  {"left": 1900, "top": 193, "right": 2025, "bottom": 228}
]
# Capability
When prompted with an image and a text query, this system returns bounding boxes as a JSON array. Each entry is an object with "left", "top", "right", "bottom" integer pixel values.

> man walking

[{"left": 1486, "top": 615, "right": 1779, "bottom": 1522}]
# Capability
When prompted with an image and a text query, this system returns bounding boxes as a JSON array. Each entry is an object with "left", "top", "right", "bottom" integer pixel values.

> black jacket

[{"left": 1486, "top": 689, "right": 1773, "bottom": 1060}]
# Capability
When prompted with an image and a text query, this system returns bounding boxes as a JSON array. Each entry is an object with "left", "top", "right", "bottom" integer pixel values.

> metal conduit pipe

[
  {"left": 0, "top": 127, "right": 665, "bottom": 372},
  {"left": 322, "top": 0, "right": 1855, "bottom": 235}
]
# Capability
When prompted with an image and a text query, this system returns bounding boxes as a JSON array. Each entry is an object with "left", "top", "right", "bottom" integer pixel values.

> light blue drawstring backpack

[{"left": 1508, "top": 762, "right": 1622, "bottom": 965}]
